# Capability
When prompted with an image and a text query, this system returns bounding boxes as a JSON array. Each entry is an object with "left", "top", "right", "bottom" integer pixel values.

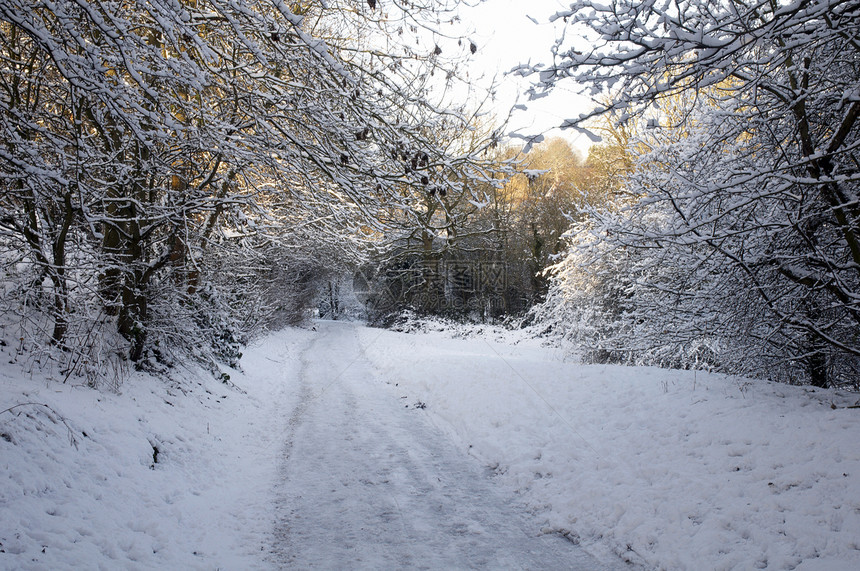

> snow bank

[
  {"left": 358, "top": 325, "right": 860, "bottom": 570},
  {"left": 0, "top": 327, "right": 314, "bottom": 569}
]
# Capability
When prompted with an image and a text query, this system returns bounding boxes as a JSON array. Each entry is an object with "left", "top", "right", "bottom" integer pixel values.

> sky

[{"left": 459, "top": 0, "right": 596, "bottom": 156}]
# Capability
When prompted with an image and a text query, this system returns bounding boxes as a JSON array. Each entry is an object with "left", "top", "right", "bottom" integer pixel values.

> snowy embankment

[
  {"left": 357, "top": 324, "right": 860, "bottom": 571},
  {"left": 0, "top": 328, "right": 315, "bottom": 569}
]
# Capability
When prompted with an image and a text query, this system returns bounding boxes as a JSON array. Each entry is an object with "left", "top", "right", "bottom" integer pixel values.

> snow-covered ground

[
  {"left": 0, "top": 326, "right": 315, "bottom": 569},
  {"left": 2, "top": 320, "right": 859, "bottom": 570},
  {"left": 269, "top": 321, "right": 606, "bottom": 569},
  {"left": 358, "top": 322, "right": 860, "bottom": 570}
]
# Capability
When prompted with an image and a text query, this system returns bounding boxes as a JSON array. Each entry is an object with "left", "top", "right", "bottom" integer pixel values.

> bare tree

[
  {"left": 0, "top": 0, "right": 498, "bottom": 379},
  {"left": 529, "top": 0, "right": 860, "bottom": 386}
]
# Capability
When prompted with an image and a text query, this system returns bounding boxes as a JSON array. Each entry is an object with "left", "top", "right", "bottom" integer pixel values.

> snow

[
  {"left": 356, "top": 322, "right": 860, "bottom": 570},
  {"left": 0, "top": 328, "right": 308, "bottom": 569},
  {"left": 2, "top": 320, "right": 859, "bottom": 570},
  {"left": 269, "top": 322, "right": 606, "bottom": 569}
]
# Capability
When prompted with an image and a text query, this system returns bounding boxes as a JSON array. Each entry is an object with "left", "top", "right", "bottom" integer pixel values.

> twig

[{"left": 0, "top": 402, "right": 80, "bottom": 449}]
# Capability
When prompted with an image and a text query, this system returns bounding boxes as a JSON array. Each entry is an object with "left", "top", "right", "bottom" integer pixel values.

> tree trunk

[
  {"left": 805, "top": 332, "right": 829, "bottom": 388},
  {"left": 118, "top": 274, "right": 147, "bottom": 362}
]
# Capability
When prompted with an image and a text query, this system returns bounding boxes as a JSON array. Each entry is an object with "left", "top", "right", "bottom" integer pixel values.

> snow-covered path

[
  {"left": 3, "top": 321, "right": 858, "bottom": 569},
  {"left": 268, "top": 321, "right": 611, "bottom": 569}
]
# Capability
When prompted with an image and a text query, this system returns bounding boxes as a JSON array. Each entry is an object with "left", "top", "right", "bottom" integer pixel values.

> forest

[{"left": 2, "top": 0, "right": 859, "bottom": 389}]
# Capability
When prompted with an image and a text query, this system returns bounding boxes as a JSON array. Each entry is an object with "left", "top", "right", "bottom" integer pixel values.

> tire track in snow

[{"left": 269, "top": 321, "right": 615, "bottom": 569}]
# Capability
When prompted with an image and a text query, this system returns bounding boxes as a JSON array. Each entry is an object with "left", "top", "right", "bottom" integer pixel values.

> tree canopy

[
  {"left": 0, "top": 0, "right": 499, "bottom": 380},
  {"left": 529, "top": 0, "right": 860, "bottom": 387}
]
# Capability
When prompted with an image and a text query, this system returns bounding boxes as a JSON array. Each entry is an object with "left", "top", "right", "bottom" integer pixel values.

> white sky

[{"left": 459, "top": 0, "right": 596, "bottom": 156}]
